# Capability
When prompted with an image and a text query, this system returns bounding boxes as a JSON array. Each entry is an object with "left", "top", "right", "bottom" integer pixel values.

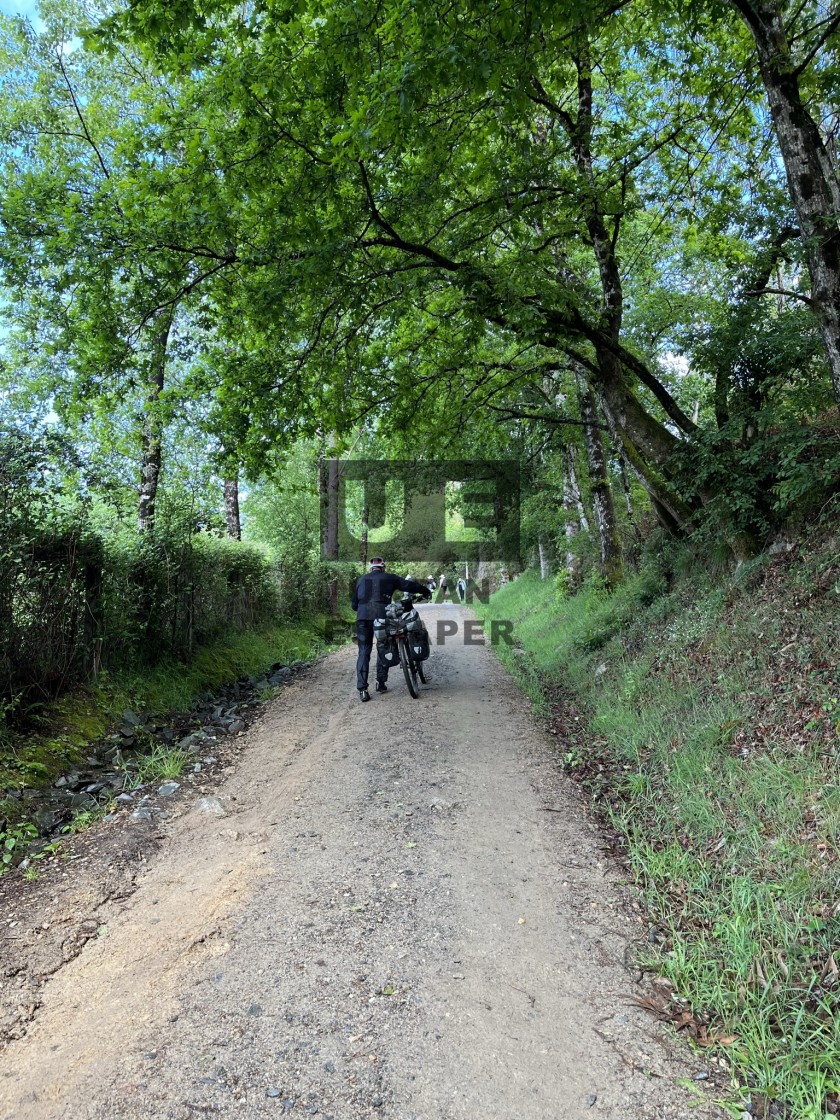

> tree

[{"left": 722, "top": 0, "right": 840, "bottom": 407}]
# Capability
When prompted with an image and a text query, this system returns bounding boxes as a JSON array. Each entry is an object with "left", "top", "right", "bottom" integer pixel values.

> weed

[
  {"left": 62, "top": 802, "right": 112, "bottom": 834},
  {"left": 125, "top": 745, "right": 189, "bottom": 787},
  {"left": 0, "top": 821, "right": 38, "bottom": 872}
]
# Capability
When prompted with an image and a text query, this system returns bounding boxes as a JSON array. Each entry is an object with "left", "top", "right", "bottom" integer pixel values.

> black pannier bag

[
  {"left": 404, "top": 611, "right": 431, "bottom": 662},
  {"left": 374, "top": 617, "right": 398, "bottom": 666}
]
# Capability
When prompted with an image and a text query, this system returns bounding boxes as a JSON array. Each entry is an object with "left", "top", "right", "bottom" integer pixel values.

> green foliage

[
  {"left": 126, "top": 744, "right": 188, "bottom": 786},
  {"left": 62, "top": 802, "right": 111, "bottom": 834},
  {"left": 0, "top": 820, "right": 38, "bottom": 872}
]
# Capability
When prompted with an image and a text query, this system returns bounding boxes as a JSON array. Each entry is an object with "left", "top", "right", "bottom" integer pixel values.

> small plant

[
  {"left": 32, "top": 839, "right": 63, "bottom": 860},
  {"left": 62, "top": 802, "right": 111, "bottom": 834},
  {"left": 563, "top": 746, "right": 584, "bottom": 770},
  {"left": 22, "top": 864, "right": 39, "bottom": 881},
  {"left": 0, "top": 821, "right": 38, "bottom": 872},
  {"left": 127, "top": 744, "right": 189, "bottom": 787}
]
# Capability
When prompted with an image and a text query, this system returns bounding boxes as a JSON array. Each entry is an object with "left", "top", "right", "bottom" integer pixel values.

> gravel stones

[{"left": 193, "top": 796, "right": 226, "bottom": 817}]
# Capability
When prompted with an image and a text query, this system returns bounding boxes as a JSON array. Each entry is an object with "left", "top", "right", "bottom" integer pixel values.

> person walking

[
  {"left": 456, "top": 575, "right": 466, "bottom": 603},
  {"left": 351, "top": 558, "right": 430, "bottom": 702}
]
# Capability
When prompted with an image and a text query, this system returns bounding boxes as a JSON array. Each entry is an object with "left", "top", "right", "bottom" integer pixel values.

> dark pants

[{"left": 355, "top": 620, "right": 389, "bottom": 691}]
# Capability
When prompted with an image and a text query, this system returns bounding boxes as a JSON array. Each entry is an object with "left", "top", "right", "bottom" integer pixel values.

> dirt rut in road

[{"left": 0, "top": 606, "right": 724, "bottom": 1120}]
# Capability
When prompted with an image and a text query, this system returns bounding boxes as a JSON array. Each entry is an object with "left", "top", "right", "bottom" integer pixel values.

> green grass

[
  {"left": 125, "top": 744, "right": 190, "bottom": 787},
  {"left": 487, "top": 551, "right": 840, "bottom": 1118},
  {"left": 0, "top": 617, "right": 344, "bottom": 795}
]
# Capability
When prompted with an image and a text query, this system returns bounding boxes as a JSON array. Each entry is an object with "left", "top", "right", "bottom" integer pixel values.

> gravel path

[{"left": 0, "top": 606, "right": 725, "bottom": 1120}]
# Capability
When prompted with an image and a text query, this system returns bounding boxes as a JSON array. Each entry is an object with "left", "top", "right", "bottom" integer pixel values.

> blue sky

[{"left": 0, "top": 0, "right": 41, "bottom": 20}]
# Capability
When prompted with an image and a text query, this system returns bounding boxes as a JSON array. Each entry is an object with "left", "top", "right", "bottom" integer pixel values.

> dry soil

[{"left": 0, "top": 605, "right": 726, "bottom": 1120}]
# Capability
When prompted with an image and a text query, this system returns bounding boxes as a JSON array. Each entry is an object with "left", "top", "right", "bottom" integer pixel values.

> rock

[
  {"left": 324, "top": 1060, "right": 335, "bottom": 1073},
  {"left": 116, "top": 793, "right": 135, "bottom": 803},
  {"left": 54, "top": 776, "right": 68, "bottom": 788},
  {"left": 194, "top": 796, "right": 226, "bottom": 817},
  {"left": 267, "top": 1088, "right": 281, "bottom": 1098},
  {"left": 132, "top": 807, "right": 153, "bottom": 821},
  {"left": 586, "top": 1094, "right": 598, "bottom": 1108},
  {"left": 227, "top": 720, "right": 245, "bottom": 735},
  {"left": 768, "top": 538, "right": 794, "bottom": 555},
  {"left": 122, "top": 709, "right": 141, "bottom": 726},
  {"left": 594, "top": 662, "right": 608, "bottom": 677},
  {"left": 33, "top": 808, "right": 56, "bottom": 834},
  {"left": 248, "top": 1002, "right": 262, "bottom": 1016},
  {"left": 158, "top": 781, "right": 180, "bottom": 796}
]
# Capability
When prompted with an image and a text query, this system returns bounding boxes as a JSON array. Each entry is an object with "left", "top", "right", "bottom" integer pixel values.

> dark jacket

[{"left": 351, "top": 570, "right": 429, "bottom": 621}]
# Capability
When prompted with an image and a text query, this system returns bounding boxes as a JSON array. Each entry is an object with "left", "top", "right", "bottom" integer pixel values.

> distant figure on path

[{"left": 456, "top": 576, "right": 466, "bottom": 602}]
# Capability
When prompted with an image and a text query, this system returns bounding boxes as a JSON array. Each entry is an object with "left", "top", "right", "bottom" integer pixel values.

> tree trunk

[
  {"left": 224, "top": 476, "right": 241, "bottom": 540},
  {"left": 562, "top": 451, "right": 582, "bottom": 588},
  {"left": 730, "top": 0, "right": 840, "bottom": 405},
  {"left": 137, "top": 311, "right": 172, "bottom": 533},
  {"left": 596, "top": 387, "right": 693, "bottom": 532},
  {"left": 618, "top": 452, "right": 641, "bottom": 542},
  {"left": 553, "top": 43, "right": 692, "bottom": 503},
  {"left": 565, "top": 445, "right": 590, "bottom": 532},
  {"left": 538, "top": 537, "right": 550, "bottom": 580},
  {"left": 577, "top": 377, "right": 624, "bottom": 587},
  {"left": 319, "top": 453, "right": 341, "bottom": 617}
]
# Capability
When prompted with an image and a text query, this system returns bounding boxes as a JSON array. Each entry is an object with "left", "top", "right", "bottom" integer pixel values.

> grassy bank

[
  {"left": 486, "top": 540, "right": 840, "bottom": 1118},
  {"left": 0, "top": 615, "right": 346, "bottom": 794}
]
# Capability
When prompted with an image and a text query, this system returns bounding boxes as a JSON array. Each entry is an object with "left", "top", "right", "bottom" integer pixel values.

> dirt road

[{"left": 0, "top": 606, "right": 724, "bottom": 1120}]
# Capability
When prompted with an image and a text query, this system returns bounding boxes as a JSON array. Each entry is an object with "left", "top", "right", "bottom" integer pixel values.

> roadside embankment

[
  {"left": 485, "top": 537, "right": 840, "bottom": 1118},
  {"left": 0, "top": 618, "right": 349, "bottom": 864}
]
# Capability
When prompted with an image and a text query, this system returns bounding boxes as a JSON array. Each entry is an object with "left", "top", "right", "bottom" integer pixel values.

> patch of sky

[{"left": 0, "top": 0, "right": 43, "bottom": 26}]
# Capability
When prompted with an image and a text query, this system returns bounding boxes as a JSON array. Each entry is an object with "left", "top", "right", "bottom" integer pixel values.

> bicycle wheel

[
  {"left": 416, "top": 658, "right": 426, "bottom": 684},
  {"left": 398, "top": 636, "right": 420, "bottom": 698}
]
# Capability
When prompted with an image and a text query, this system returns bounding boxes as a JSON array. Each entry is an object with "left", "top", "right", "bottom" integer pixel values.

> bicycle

[{"left": 377, "top": 594, "right": 431, "bottom": 699}]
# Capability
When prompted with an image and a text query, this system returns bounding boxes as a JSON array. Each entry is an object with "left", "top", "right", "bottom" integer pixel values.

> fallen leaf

[{"left": 517, "top": 917, "right": 526, "bottom": 925}]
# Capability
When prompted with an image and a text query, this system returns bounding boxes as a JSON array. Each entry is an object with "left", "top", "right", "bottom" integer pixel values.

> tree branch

[
  {"left": 487, "top": 404, "right": 609, "bottom": 430},
  {"left": 358, "top": 161, "right": 463, "bottom": 272},
  {"left": 792, "top": 9, "right": 840, "bottom": 76},
  {"left": 743, "top": 285, "right": 816, "bottom": 305},
  {"left": 54, "top": 48, "right": 111, "bottom": 181}
]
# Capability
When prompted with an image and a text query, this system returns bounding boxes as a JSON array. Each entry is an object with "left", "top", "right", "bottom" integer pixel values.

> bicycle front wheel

[{"left": 398, "top": 636, "right": 420, "bottom": 698}]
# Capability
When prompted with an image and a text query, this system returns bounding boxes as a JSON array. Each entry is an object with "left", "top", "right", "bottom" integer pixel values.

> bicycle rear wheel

[
  {"left": 398, "top": 636, "right": 420, "bottom": 698},
  {"left": 416, "top": 659, "right": 426, "bottom": 683}
]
